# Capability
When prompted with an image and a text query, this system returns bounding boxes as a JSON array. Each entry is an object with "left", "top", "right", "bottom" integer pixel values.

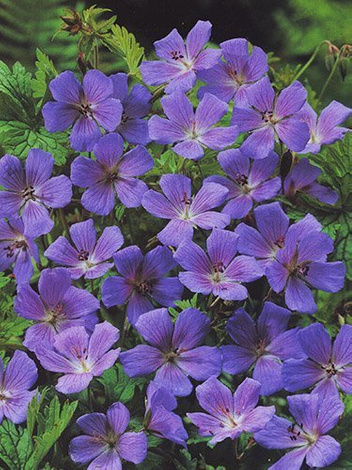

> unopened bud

[
  {"left": 60, "top": 9, "right": 84, "bottom": 36},
  {"left": 325, "top": 42, "right": 339, "bottom": 72}
]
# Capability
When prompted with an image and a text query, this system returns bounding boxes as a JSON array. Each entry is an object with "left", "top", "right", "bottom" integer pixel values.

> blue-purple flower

[
  {"left": 110, "top": 72, "right": 152, "bottom": 145},
  {"left": 198, "top": 38, "right": 268, "bottom": 105},
  {"left": 297, "top": 101, "right": 351, "bottom": 154},
  {"left": 140, "top": 20, "right": 221, "bottom": 94},
  {"left": 102, "top": 245, "right": 183, "bottom": 326},
  {"left": 221, "top": 302, "right": 305, "bottom": 395},
  {"left": 282, "top": 323, "right": 352, "bottom": 397},
  {"left": 235, "top": 202, "right": 322, "bottom": 270},
  {"left": 174, "top": 229, "right": 262, "bottom": 300},
  {"left": 145, "top": 380, "right": 188, "bottom": 447},
  {"left": 35, "top": 321, "right": 120, "bottom": 394},
  {"left": 15, "top": 268, "right": 99, "bottom": 352},
  {"left": 120, "top": 308, "right": 221, "bottom": 396},
  {"left": 43, "top": 70, "right": 123, "bottom": 151},
  {"left": 205, "top": 149, "right": 281, "bottom": 219},
  {"left": 44, "top": 219, "right": 124, "bottom": 279},
  {"left": 0, "top": 150, "right": 72, "bottom": 237},
  {"left": 142, "top": 174, "right": 230, "bottom": 246},
  {"left": 0, "top": 217, "right": 39, "bottom": 283},
  {"left": 70, "top": 402, "right": 147, "bottom": 468},
  {"left": 266, "top": 227, "right": 345, "bottom": 314},
  {"left": 284, "top": 157, "right": 338, "bottom": 205},
  {"left": 0, "top": 351, "right": 38, "bottom": 424},
  {"left": 187, "top": 376, "right": 275, "bottom": 444},
  {"left": 232, "top": 77, "right": 310, "bottom": 159},
  {"left": 70, "top": 133, "right": 153, "bottom": 215},
  {"left": 254, "top": 392, "right": 344, "bottom": 470},
  {"left": 149, "top": 91, "right": 238, "bottom": 160}
]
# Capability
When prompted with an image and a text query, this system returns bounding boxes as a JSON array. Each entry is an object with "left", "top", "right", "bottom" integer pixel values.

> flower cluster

[{"left": 0, "top": 18, "right": 350, "bottom": 470}]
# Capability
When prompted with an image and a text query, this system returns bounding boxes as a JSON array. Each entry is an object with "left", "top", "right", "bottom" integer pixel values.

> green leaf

[
  {"left": 31, "top": 49, "right": 57, "bottom": 106},
  {"left": 103, "top": 24, "right": 144, "bottom": 76},
  {"left": 97, "top": 364, "right": 146, "bottom": 403},
  {"left": 0, "top": 421, "right": 32, "bottom": 469},
  {"left": 0, "top": 273, "right": 10, "bottom": 289}
]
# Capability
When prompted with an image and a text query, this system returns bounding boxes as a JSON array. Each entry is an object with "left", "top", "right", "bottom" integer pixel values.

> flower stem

[
  {"left": 318, "top": 49, "right": 342, "bottom": 101},
  {"left": 292, "top": 40, "right": 329, "bottom": 82}
]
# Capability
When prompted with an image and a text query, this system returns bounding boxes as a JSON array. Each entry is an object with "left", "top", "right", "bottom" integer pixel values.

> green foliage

[
  {"left": 0, "top": 420, "right": 32, "bottom": 469},
  {"left": 31, "top": 49, "right": 58, "bottom": 106}
]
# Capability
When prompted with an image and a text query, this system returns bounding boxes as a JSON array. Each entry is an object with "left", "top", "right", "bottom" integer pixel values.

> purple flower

[
  {"left": 198, "top": 38, "right": 268, "bottom": 105},
  {"left": 70, "top": 401, "right": 147, "bottom": 468},
  {"left": 120, "top": 308, "right": 221, "bottom": 396},
  {"left": 0, "top": 150, "right": 72, "bottom": 237},
  {"left": 284, "top": 157, "right": 338, "bottom": 205},
  {"left": 187, "top": 377, "right": 275, "bottom": 444},
  {"left": 140, "top": 20, "right": 221, "bottom": 94},
  {"left": 44, "top": 219, "right": 123, "bottom": 280},
  {"left": 282, "top": 323, "right": 352, "bottom": 397},
  {"left": 15, "top": 268, "right": 99, "bottom": 352},
  {"left": 0, "top": 217, "right": 39, "bottom": 283},
  {"left": 142, "top": 174, "right": 230, "bottom": 246},
  {"left": 144, "top": 380, "right": 188, "bottom": 447},
  {"left": 266, "top": 227, "right": 345, "bottom": 314},
  {"left": 235, "top": 202, "right": 322, "bottom": 270},
  {"left": 297, "top": 101, "right": 351, "bottom": 154},
  {"left": 43, "top": 70, "right": 123, "bottom": 152},
  {"left": 70, "top": 133, "right": 153, "bottom": 215},
  {"left": 254, "top": 392, "right": 344, "bottom": 470},
  {"left": 232, "top": 77, "right": 310, "bottom": 159},
  {"left": 110, "top": 73, "right": 152, "bottom": 145},
  {"left": 174, "top": 229, "right": 262, "bottom": 300},
  {"left": 35, "top": 321, "right": 120, "bottom": 394},
  {"left": 0, "top": 350, "right": 38, "bottom": 424},
  {"left": 148, "top": 91, "right": 238, "bottom": 160},
  {"left": 102, "top": 245, "right": 183, "bottom": 326},
  {"left": 221, "top": 302, "right": 305, "bottom": 395},
  {"left": 205, "top": 149, "right": 281, "bottom": 219}
]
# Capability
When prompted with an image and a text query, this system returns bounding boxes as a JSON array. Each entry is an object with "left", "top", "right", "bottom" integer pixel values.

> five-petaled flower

[
  {"left": 69, "top": 402, "right": 147, "bottom": 468},
  {"left": 43, "top": 70, "right": 123, "bottom": 151},
  {"left": 149, "top": 91, "right": 238, "bottom": 160},
  {"left": 140, "top": 20, "right": 221, "bottom": 94},
  {"left": 35, "top": 321, "right": 120, "bottom": 394},
  {"left": 120, "top": 308, "right": 221, "bottom": 396},
  {"left": 174, "top": 229, "right": 262, "bottom": 300},
  {"left": 44, "top": 219, "right": 124, "bottom": 279},
  {"left": 102, "top": 244, "right": 183, "bottom": 325},
  {"left": 15, "top": 268, "right": 99, "bottom": 352},
  {"left": 0, "top": 149, "right": 72, "bottom": 237},
  {"left": 187, "top": 376, "right": 275, "bottom": 444},
  {"left": 142, "top": 174, "right": 230, "bottom": 246},
  {"left": 71, "top": 133, "right": 154, "bottom": 215}
]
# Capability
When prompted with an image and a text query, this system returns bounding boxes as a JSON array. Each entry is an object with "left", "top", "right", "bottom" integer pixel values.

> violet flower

[
  {"left": 235, "top": 202, "right": 322, "bottom": 270},
  {"left": 145, "top": 380, "right": 188, "bottom": 447},
  {"left": 254, "top": 392, "right": 344, "bottom": 470},
  {"left": 142, "top": 174, "right": 230, "bottom": 246},
  {"left": 0, "top": 217, "right": 39, "bottom": 283},
  {"left": 232, "top": 76, "right": 310, "bottom": 159},
  {"left": 120, "top": 308, "right": 221, "bottom": 396},
  {"left": 148, "top": 91, "right": 238, "bottom": 160},
  {"left": 35, "top": 321, "right": 120, "bottom": 394},
  {"left": 284, "top": 157, "right": 338, "bottom": 205},
  {"left": 15, "top": 267, "right": 99, "bottom": 352},
  {"left": 283, "top": 323, "right": 352, "bottom": 397},
  {"left": 0, "top": 150, "right": 72, "bottom": 237},
  {"left": 70, "top": 402, "right": 147, "bottom": 468},
  {"left": 102, "top": 245, "right": 183, "bottom": 326},
  {"left": 110, "top": 72, "right": 152, "bottom": 145},
  {"left": 70, "top": 133, "right": 153, "bottom": 215},
  {"left": 43, "top": 70, "right": 123, "bottom": 151},
  {"left": 140, "top": 20, "right": 221, "bottom": 94},
  {"left": 174, "top": 229, "right": 262, "bottom": 300},
  {"left": 266, "top": 228, "right": 345, "bottom": 314},
  {"left": 205, "top": 149, "right": 281, "bottom": 219},
  {"left": 198, "top": 38, "right": 268, "bottom": 105},
  {"left": 297, "top": 101, "right": 351, "bottom": 154},
  {"left": 44, "top": 219, "right": 123, "bottom": 280},
  {"left": 0, "top": 351, "right": 38, "bottom": 424},
  {"left": 222, "top": 302, "right": 306, "bottom": 395},
  {"left": 187, "top": 376, "right": 275, "bottom": 444}
]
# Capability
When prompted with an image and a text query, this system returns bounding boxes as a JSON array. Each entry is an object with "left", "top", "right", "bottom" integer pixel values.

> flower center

[
  {"left": 260, "top": 110, "right": 276, "bottom": 124},
  {"left": 212, "top": 261, "right": 225, "bottom": 283},
  {"left": 180, "top": 192, "right": 193, "bottom": 220},
  {"left": 227, "top": 67, "right": 243, "bottom": 86},
  {"left": 120, "top": 111, "right": 129, "bottom": 124},
  {"left": 294, "top": 264, "right": 310, "bottom": 277},
  {"left": 77, "top": 249, "right": 89, "bottom": 261},
  {"left": 4, "top": 239, "right": 27, "bottom": 258},
  {"left": 135, "top": 281, "right": 152, "bottom": 295},
  {"left": 22, "top": 186, "right": 36, "bottom": 202},
  {"left": 79, "top": 102, "right": 94, "bottom": 118},
  {"left": 170, "top": 50, "right": 185, "bottom": 61},
  {"left": 274, "top": 236, "right": 285, "bottom": 249},
  {"left": 106, "top": 170, "right": 119, "bottom": 183},
  {"left": 321, "top": 361, "right": 338, "bottom": 378},
  {"left": 46, "top": 303, "right": 65, "bottom": 329},
  {"left": 234, "top": 173, "right": 249, "bottom": 186},
  {"left": 255, "top": 338, "right": 266, "bottom": 356}
]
